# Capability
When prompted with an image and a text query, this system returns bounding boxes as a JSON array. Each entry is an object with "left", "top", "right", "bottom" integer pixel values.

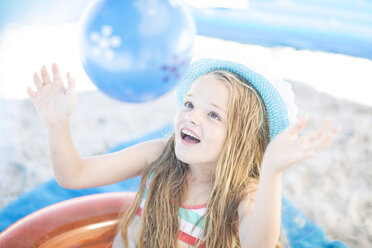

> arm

[
  {"left": 47, "top": 120, "right": 166, "bottom": 189},
  {"left": 28, "top": 63, "right": 166, "bottom": 189},
  {"left": 238, "top": 170, "right": 282, "bottom": 248},
  {"left": 238, "top": 117, "right": 340, "bottom": 248}
]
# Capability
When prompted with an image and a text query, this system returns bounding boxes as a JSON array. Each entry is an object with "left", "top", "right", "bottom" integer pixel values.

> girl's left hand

[{"left": 261, "top": 116, "right": 340, "bottom": 174}]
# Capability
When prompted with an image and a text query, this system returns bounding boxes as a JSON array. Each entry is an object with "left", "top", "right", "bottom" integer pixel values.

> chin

[
  {"left": 175, "top": 148, "right": 215, "bottom": 167},
  {"left": 174, "top": 146, "right": 199, "bottom": 165},
  {"left": 174, "top": 148, "right": 190, "bottom": 164}
]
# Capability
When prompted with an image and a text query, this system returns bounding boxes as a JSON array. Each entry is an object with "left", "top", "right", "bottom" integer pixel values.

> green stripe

[
  {"left": 142, "top": 171, "right": 205, "bottom": 230},
  {"left": 149, "top": 171, "right": 155, "bottom": 180},
  {"left": 142, "top": 188, "right": 148, "bottom": 199},
  {"left": 178, "top": 208, "right": 204, "bottom": 229},
  {"left": 141, "top": 172, "right": 154, "bottom": 199}
]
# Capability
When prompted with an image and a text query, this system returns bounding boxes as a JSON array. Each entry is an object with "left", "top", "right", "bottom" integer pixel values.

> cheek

[
  {"left": 217, "top": 129, "right": 227, "bottom": 146},
  {"left": 174, "top": 110, "right": 183, "bottom": 127},
  {"left": 207, "top": 126, "right": 227, "bottom": 147}
]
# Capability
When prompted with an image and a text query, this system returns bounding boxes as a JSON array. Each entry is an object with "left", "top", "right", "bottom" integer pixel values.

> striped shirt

[{"left": 135, "top": 174, "right": 207, "bottom": 247}]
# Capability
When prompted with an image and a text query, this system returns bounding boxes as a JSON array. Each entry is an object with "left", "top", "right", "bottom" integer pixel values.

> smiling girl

[{"left": 27, "top": 59, "right": 339, "bottom": 248}]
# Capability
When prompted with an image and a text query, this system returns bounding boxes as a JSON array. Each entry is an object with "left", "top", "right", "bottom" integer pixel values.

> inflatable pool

[{"left": 0, "top": 192, "right": 135, "bottom": 247}]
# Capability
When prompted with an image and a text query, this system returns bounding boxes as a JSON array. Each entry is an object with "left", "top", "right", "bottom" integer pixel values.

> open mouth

[{"left": 180, "top": 129, "right": 201, "bottom": 144}]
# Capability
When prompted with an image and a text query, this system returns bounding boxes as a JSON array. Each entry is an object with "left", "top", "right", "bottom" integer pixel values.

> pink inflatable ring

[{"left": 0, "top": 192, "right": 136, "bottom": 248}]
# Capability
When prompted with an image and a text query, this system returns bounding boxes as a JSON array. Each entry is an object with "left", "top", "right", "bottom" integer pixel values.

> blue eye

[
  {"left": 209, "top": 112, "right": 221, "bottom": 121},
  {"left": 184, "top": 101, "right": 193, "bottom": 108}
]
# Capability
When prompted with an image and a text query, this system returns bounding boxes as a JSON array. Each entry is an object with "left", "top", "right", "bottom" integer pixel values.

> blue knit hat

[{"left": 176, "top": 58, "right": 292, "bottom": 140}]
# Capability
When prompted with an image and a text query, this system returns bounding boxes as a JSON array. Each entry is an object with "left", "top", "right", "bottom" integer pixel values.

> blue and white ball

[{"left": 80, "top": 0, "right": 195, "bottom": 102}]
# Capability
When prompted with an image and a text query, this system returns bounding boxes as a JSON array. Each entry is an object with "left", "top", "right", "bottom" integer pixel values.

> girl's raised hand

[
  {"left": 27, "top": 63, "right": 77, "bottom": 127},
  {"left": 261, "top": 116, "right": 340, "bottom": 174}
]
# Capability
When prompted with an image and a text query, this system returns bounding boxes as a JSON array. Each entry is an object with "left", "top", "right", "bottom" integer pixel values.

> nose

[{"left": 184, "top": 109, "right": 200, "bottom": 126}]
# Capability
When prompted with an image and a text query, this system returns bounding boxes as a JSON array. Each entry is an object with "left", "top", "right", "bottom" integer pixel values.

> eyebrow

[
  {"left": 211, "top": 103, "right": 226, "bottom": 114},
  {"left": 185, "top": 94, "right": 226, "bottom": 114}
]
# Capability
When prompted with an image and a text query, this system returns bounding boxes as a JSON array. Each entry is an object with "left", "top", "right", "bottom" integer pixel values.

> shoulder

[
  {"left": 129, "top": 138, "right": 168, "bottom": 166},
  {"left": 144, "top": 138, "right": 168, "bottom": 165}
]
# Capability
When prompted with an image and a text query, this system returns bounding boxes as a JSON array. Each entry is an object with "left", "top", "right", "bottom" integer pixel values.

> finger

[
  {"left": 27, "top": 87, "right": 37, "bottom": 100},
  {"left": 41, "top": 65, "right": 52, "bottom": 85},
  {"left": 290, "top": 150, "right": 316, "bottom": 166},
  {"left": 303, "top": 150, "right": 316, "bottom": 160},
  {"left": 288, "top": 116, "right": 308, "bottom": 136},
  {"left": 52, "top": 63, "right": 63, "bottom": 84},
  {"left": 311, "top": 134, "right": 333, "bottom": 153},
  {"left": 333, "top": 125, "right": 341, "bottom": 134},
  {"left": 33, "top": 72, "right": 43, "bottom": 89},
  {"left": 321, "top": 126, "right": 341, "bottom": 146},
  {"left": 308, "top": 117, "right": 332, "bottom": 142},
  {"left": 66, "top": 72, "right": 76, "bottom": 96},
  {"left": 309, "top": 125, "right": 340, "bottom": 152}
]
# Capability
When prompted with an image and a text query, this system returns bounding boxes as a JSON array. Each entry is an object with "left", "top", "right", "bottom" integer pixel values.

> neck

[{"left": 187, "top": 162, "right": 215, "bottom": 185}]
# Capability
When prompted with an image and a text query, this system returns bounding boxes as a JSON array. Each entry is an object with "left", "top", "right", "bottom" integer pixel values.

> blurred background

[{"left": 0, "top": 0, "right": 371, "bottom": 247}]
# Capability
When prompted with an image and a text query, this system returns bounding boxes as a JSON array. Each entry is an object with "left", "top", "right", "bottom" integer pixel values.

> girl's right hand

[{"left": 27, "top": 63, "right": 77, "bottom": 127}]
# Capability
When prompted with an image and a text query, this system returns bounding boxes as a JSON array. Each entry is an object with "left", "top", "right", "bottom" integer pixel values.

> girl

[{"left": 27, "top": 59, "right": 339, "bottom": 248}]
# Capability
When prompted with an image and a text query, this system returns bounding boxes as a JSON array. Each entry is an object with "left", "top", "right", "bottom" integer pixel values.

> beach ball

[{"left": 80, "top": 0, "right": 196, "bottom": 102}]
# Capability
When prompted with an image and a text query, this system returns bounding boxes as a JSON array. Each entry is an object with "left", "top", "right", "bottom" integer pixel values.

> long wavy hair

[{"left": 118, "top": 70, "right": 283, "bottom": 247}]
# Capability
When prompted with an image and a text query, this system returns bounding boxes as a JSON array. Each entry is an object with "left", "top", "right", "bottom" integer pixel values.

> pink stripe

[
  {"left": 136, "top": 207, "right": 142, "bottom": 216},
  {"left": 178, "top": 230, "right": 205, "bottom": 247},
  {"left": 180, "top": 203, "right": 207, "bottom": 209}
]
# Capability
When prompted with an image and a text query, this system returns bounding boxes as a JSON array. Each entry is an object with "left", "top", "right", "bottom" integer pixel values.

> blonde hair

[{"left": 118, "top": 70, "right": 283, "bottom": 247}]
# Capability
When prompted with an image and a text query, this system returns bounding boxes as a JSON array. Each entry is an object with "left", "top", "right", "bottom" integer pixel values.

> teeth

[{"left": 182, "top": 129, "right": 200, "bottom": 140}]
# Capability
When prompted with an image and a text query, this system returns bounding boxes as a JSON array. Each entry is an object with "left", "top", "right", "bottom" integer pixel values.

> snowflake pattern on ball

[
  {"left": 161, "top": 55, "right": 188, "bottom": 83},
  {"left": 90, "top": 25, "right": 122, "bottom": 60}
]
